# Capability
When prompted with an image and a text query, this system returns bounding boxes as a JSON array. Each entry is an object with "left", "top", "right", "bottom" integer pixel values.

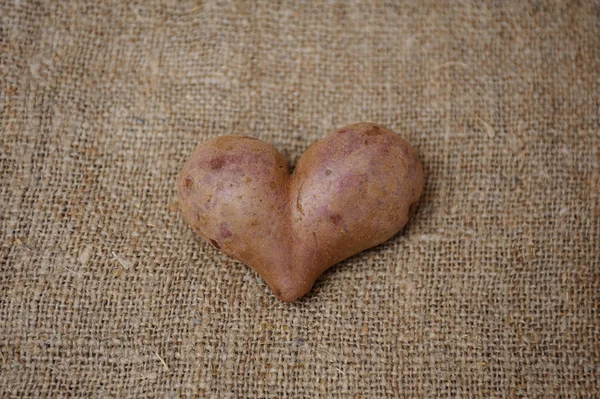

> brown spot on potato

[
  {"left": 364, "top": 126, "right": 383, "bottom": 136},
  {"left": 329, "top": 213, "right": 342, "bottom": 225},
  {"left": 210, "top": 156, "right": 226, "bottom": 170},
  {"left": 269, "top": 181, "right": 277, "bottom": 190},
  {"left": 183, "top": 178, "right": 193, "bottom": 189},
  {"left": 296, "top": 194, "right": 305, "bottom": 217},
  {"left": 209, "top": 238, "right": 220, "bottom": 249},
  {"left": 245, "top": 176, "right": 252, "bottom": 183},
  {"left": 325, "top": 168, "right": 332, "bottom": 176}
]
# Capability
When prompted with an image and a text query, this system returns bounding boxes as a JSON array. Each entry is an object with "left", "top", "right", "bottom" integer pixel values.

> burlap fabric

[{"left": 1, "top": 1, "right": 599, "bottom": 397}]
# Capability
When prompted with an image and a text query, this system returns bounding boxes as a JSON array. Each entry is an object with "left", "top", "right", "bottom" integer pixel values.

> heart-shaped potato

[{"left": 178, "top": 123, "right": 424, "bottom": 301}]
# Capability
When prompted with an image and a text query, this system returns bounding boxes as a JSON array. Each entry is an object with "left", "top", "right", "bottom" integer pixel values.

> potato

[{"left": 178, "top": 123, "right": 424, "bottom": 301}]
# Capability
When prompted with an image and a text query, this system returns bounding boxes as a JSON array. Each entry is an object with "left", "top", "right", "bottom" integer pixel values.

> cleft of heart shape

[{"left": 178, "top": 123, "right": 424, "bottom": 302}]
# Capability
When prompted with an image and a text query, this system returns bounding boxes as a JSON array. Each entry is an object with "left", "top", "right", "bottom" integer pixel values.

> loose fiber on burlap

[{"left": 1, "top": 1, "right": 599, "bottom": 397}]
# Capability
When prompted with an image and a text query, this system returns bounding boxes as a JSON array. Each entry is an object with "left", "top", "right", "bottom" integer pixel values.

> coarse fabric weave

[{"left": 1, "top": 1, "right": 599, "bottom": 397}]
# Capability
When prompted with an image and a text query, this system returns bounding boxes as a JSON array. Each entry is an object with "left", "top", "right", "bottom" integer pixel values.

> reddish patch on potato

[
  {"left": 219, "top": 222, "right": 232, "bottom": 239},
  {"left": 210, "top": 156, "right": 226, "bottom": 170}
]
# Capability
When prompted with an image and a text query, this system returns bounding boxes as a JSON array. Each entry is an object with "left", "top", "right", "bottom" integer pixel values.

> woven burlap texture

[{"left": 1, "top": 1, "right": 599, "bottom": 397}]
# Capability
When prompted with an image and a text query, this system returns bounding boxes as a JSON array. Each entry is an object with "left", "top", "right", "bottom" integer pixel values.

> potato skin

[{"left": 178, "top": 123, "right": 424, "bottom": 302}]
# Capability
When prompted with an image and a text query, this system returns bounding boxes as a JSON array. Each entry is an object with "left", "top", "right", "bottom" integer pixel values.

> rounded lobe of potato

[
  {"left": 178, "top": 136, "right": 296, "bottom": 294},
  {"left": 289, "top": 123, "right": 424, "bottom": 288}
]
